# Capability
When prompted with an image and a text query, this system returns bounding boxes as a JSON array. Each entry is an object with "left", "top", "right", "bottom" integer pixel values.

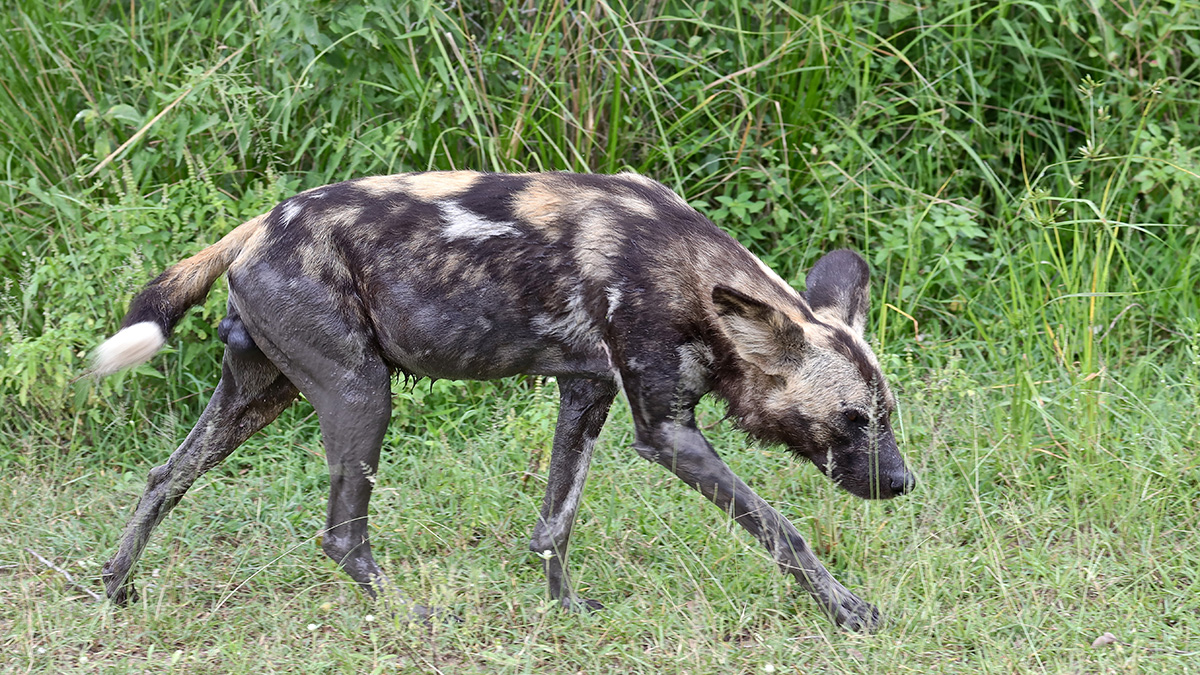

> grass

[
  {"left": 2, "top": 0, "right": 1199, "bottom": 672},
  {"left": 4, "top": 376, "right": 1197, "bottom": 672}
]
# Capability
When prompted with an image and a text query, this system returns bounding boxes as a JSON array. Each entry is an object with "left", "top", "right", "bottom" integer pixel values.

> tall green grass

[{"left": 2, "top": 0, "right": 1198, "bottom": 672}]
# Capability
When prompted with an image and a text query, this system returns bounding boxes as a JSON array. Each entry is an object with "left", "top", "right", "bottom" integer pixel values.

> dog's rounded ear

[
  {"left": 711, "top": 286, "right": 805, "bottom": 374},
  {"left": 803, "top": 249, "right": 870, "bottom": 335}
]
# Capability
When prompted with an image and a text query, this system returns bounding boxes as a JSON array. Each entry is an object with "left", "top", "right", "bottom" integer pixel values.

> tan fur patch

[
  {"left": 231, "top": 217, "right": 270, "bottom": 273},
  {"left": 355, "top": 172, "right": 483, "bottom": 200},
  {"left": 685, "top": 237, "right": 805, "bottom": 322},
  {"left": 401, "top": 171, "right": 482, "bottom": 201},
  {"left": 574, "top": 211, "right": 623, "bottom": 281},
  {"left": 433, "top": 252, "right": 467, "bottom": 285},
  {"left": 299, "top": 205, "right": 364, "bottom": 279},
  {"left": 611, "top": 192, "right": 657, "bottom": 219},
  {"left": 765, "top": 346, "right": 868, "bottom": 440},
  {"left": 354, "top": 174, "right": 409, "bottom": 196},
  {"left": 513, "top": 176, "right": 656, "bottom": 280},
  {"left": 763, "top": 324, "right": 895, "bottom": 423},
  {"left": 512, "top": 177, "right": 566, "bottom": 235},
  {"left": 164, "top": 214, "right": 267, "bottom": 304},
  {"left": 617, "top": 171, "right": 691, "bottom": 210},
  {"left": 513, "top": 176, "right": 658, "bottom": 244}
]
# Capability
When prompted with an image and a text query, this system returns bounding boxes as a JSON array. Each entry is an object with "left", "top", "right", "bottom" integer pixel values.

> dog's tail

[{"left": 90, "top": 214, "right": 268, "bottom": 376}]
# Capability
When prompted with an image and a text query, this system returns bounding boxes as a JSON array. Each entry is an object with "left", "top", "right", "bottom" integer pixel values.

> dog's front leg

[
  {"left": 633, "top": 420, "right": 882, "bottom": 631},
  {"left": 529, "top": 377, "right": 618, "bottom": 611}
]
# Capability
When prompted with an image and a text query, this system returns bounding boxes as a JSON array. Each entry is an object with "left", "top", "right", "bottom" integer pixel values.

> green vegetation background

[{"left": 1, "top": 0, "right": 1197, "bottom": 672}]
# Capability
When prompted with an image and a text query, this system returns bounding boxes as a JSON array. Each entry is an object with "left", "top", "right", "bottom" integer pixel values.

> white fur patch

[
  {"left": 281, "top": 200, "right": 303, "bottom": 226},
  {"left": 598, "top": 340, "right": 623, "bottom": 391},
  {"left": 438, "top": 200, "right": 518, "bottom": 241},
  {"left": 536, "top": 432, "right": 599, "bottom": 544},
  {"left": 605, "top": 286, "right": 622, "bottom": 321},
  {"left": 531, "top": 291, "right": 598, "bottom": 348},
  {"left": 91, "top": 322, "right": 165, "bottom": 376},
  {"left": 676, "top": 342, "right": 714, "bottom": 398}
]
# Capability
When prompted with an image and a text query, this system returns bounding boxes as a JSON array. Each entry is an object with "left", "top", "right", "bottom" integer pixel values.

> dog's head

[{"left": 712, "top": 250, "right": 914, "bottom": 500}]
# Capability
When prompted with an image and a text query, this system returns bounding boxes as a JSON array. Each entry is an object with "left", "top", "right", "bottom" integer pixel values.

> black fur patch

[
  {"left": 803, "top": 249, "right": 869, "bottom": 325},
  {"left": 452, "top": 173, "right": 532, "bottom": 223},
  {"left": 827, "top": 329, "right": 888, "bottom": 402}
]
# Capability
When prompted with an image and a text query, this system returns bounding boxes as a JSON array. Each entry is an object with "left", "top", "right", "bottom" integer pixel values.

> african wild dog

[{"left": 92, "top": 171, "right": 913, "bottom": 631}]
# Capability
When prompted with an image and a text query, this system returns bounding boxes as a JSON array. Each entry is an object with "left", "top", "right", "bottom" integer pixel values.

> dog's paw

[
  {"left": 411, "top": 605, "right": 464, "bottom": 626},
  {"left": 831, "top": 596, "right": 882, "bottom": 633},
  {"left": 100, "top": 562, "right": 139, "bottom": 606},
  {"left": 377, "top": 597, "right": 462, "bottom": 627},
  {"left": 560, "top": 596, "right": 604, "bottom": 613}
]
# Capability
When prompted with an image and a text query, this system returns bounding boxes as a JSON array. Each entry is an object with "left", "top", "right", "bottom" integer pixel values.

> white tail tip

[{"left": 90, "top": 321, "right": 166, "bottom": 376}]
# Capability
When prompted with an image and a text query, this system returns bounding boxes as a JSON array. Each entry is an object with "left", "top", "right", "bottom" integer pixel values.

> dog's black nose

[{"left": 890, "top": 470, "right": 916, "bottom": 496}]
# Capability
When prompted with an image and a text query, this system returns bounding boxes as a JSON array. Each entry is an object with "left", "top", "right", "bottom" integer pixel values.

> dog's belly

[
  {"left": 367, "top": 283, "right": 615, "bottom": 381},
  {"left": 381, "top": 337, "right": 612, "bottom": 381}
]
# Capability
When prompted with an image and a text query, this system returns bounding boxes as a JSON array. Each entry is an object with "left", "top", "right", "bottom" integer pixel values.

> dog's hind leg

[
  {"left": 227, "top": 275, "right": 408, "bottom": 613},
  {"left": 304, "top": 363, "right": 394, "bottom": 606},
  {"left": 102, "top": 335, "right": 298, "bottom": 604},
  {"left": 529, "top": 377, "right": 618, "bottom": 611}
]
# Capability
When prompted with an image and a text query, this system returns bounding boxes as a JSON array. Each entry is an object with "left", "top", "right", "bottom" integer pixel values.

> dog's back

[{"left": 222, "top": 171, "right": 800, "bottom": 383}]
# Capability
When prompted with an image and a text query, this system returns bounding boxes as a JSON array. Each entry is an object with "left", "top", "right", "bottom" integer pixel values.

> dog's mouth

[
  {"left": 794, "top": 447, "right": 843, "bottom": 488},
  {"left": 793, "top": 447, "right": 914, "bottom": 500},
  {"left": 791, "top": 445, "right": 831, "bottom": 472}
]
